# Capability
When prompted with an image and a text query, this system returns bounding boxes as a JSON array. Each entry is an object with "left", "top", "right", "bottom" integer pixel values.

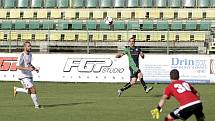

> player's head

[
  {"left": 170, "top": 69, "right": 179, "bottom": 80},
  {"left": 23, "top": 41, "right": 32, "bottom": 53},
  {"left": 129, "top": 37, "right": 136, "bottom": 47}
]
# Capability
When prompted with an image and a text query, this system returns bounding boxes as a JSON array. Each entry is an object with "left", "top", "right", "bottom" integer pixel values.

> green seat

[
  {"left": 99, "top": 21, "right": 110, "bottom": 30},
  {"left": 198, "top": 0, "right": 209, "bottom": 7},
  {"left": 72, "top": 21, "right": 83, "bottom": 30},
  {"left": 171, "top": 21, "right": 182, "bottom": 30},
  {"left": 44, "top": 0, "right": 56, "bottom": 8},
  {"left": 87, "top": 20, "right": 97, "bottom": 30},
  {"left": 17, "top": 0, "right": 28, "bottom": 8},
  {"left": 199, "top": 21, "right": 211, "bottom": 30},
  {"left": 86, "top": 0, "right": 98, "bottom": 8},
  {"left": 29, "top": 21, "right": 40, "bottom": 30},
  {"left": 142, "top": 21, "right": 153, "bottom": 30},
  {"left": 42, "top": 21, "right": 54, "bottom": 30},
  {"left": 15, "top": 21, "right": 26, "bottom": 30},
  {"left": 100, "top": 0, "right": 112, "bottom": 7},
  {"left": 211, "top": 0, "right": 215, "bottom": 7},
  {"left": 73, "top": 0, "right": 84, "bottom": 8},
  {"left": 31, "top": 0, "right": 42, "bottom": 8},
  {"left": 185, "top": 21, "right": 197, "bottom": 30},
  {"left": 114, "top": 0, "right": 125, "bottom": 8},
  {"left": 1, "top": 21, "right": 12, "bottom": 30},
  {"left": 114, "top": 21, "right": 125, "bottom": 30},
  {"left": 127, "top": 21, "right": 139, "bottom": 30},
  {"left": 57, "top": 0, "right": 69, "bottom": 8},
  {"left": 168, "top": 0, "right": 181, "bottom": 8},
  {"left": 140, "top": 0, "right": 153, "bottom": 7},
  {"left": 57, "top": 21, "right": 69, "bottom": 30},
  {"left": 4, "top": 0, "right": 15, "bottom": 8},
  {"left": 127, "top": 0, "right": 139, "bottom": 7},
  {"left": 157, "top": 21, "right": 169, "bottom": 30}
]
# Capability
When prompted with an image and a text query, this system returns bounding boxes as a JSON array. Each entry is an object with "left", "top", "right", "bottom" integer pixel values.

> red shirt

[{"left": 164, "top": 80, "right": 200, "bottom": 106}]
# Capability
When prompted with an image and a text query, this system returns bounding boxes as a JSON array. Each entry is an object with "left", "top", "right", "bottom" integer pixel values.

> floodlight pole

[
  {"left": 167, "top": 22, "right": 170, "bottom": 55},
  {"left": 87, "top": 22, "right": 90, "bottom": 54}
]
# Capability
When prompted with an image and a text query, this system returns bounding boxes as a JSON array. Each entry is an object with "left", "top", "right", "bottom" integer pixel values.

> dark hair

[
  {"left": 23, "top": 41, "right": 31, "bottom": 46},
  {"left": 129, "top": 37, "right": 136, "bottom": 42},
  {"left": 170, "top": 69, "right": 179, "bottom": 80}
]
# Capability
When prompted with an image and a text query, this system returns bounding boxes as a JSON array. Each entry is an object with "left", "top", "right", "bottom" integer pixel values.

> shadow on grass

[{"left": 42, "top": 102, "right": 95, "bottom": 108}]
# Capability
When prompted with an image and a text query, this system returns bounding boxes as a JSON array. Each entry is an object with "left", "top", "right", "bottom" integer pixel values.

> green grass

[{"left": 0, "top": 82, "right": 214, "bottom": 121}]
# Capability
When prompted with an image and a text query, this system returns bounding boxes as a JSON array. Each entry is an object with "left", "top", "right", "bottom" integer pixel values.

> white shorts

[{"left": 19, "top": 77, "right": 34, "bottom": 89}]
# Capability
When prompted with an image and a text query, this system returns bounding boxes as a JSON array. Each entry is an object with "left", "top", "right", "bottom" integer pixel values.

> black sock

[
  {"left": 140, "top": 78, "right": 147, "bottom": 90},
  {"left": 120, "top": 82, "right": 132, "bottom": 91}
]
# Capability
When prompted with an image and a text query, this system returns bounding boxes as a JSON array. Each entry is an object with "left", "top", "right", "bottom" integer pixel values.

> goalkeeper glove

[{"left": 151, "top": 105, "right": 162, "bottom": 119}]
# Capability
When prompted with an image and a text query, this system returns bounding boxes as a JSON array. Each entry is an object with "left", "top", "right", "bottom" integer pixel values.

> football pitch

[{"left": 0, "top": 82, "right": 214, "bottom": 121}]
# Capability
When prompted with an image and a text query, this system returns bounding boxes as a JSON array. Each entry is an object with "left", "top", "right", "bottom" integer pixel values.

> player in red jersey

[{"left": 151, "top": 69, "right": 205, "bottom": 121}]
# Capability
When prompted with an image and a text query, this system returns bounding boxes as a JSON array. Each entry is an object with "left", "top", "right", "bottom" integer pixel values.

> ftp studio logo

[
  {"left": 0, "top": 57, "right": 18, "bottom": 71},
  {"left": 63, "top": 58, "right": 113, "bottom": 73}
]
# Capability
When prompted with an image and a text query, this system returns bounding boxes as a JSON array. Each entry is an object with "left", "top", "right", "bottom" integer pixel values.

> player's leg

[
  {"left": 137, "top": 71, "right": 153, "bottom": 93},
  {"left": 164, "top": 114, "right": 175, "bottom": 121},
  {"left": 13, "top": 79, "right": 28, "bottom": 97},
  {"left": 194, "top": 103, "right": 205, "bottom": 121}
]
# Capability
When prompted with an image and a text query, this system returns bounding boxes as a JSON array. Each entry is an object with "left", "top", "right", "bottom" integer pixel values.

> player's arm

[
  {"left": 30, "top": 64, "right": 40, "bottom": 73},
  {"left": 16, "top": 65, "right": 34, "bottom": 71},
  {"left": 16, "top": 55, "right": 34, "bottom": 71},
  {"left": 115, "top": 52, "right": 124, "bottom": 58}
]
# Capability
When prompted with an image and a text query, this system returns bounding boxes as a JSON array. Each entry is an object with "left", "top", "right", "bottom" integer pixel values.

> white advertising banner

[{"left": 0, "top": 53, "right": 212, "bottom": 83}]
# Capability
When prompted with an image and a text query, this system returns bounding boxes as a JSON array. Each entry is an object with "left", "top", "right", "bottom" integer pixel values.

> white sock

[
  {"left": 16, "top": 88, "right": 28, "bottom": 93},
  {"left": 31, "top": 94, "right": 39, "bottom": 107}
]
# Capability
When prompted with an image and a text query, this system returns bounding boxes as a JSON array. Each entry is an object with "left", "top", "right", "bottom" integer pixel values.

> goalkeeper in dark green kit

[{"left": 115, "top": 37, "right": 153, "bottom": 96}]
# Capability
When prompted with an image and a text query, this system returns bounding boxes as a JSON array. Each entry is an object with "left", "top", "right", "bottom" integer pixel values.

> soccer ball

[{"left": 104, "top": 16, "right": 113, "bottom": 25}]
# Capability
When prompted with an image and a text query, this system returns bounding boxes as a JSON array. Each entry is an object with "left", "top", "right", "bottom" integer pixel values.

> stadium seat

[
  {"left": 163, "top": 10, "right": 174, "bottom": 19},
  {"left": 86, "top": 0, "right": 98, "bottom": 8},
  {"left": 107, "top": 33, "right": 117, "bottom": 41},
  {"left": 198, "top": 0, "right": 209, "bottom": 8},
  {"left": 3, "top": 0, "right": 15, "bottom": 8},
  {"left": 86, "top": 20, "right": 97, "bottom": 30},
  {"left": 73, "top": 0, "right": 84, "bottom": 8},
  {"left": 142, "top": 21, "right": 153, "bottom": 30},
  {"left": 100, "top": 0, "right": 112, "bottom": 8},
  {"left": 57, "top": 21, "right": 69, "bottom": 30},
  {"left": 192, "top": 10, "right": 202, "bottom": 19},
  {"left": 182, "top": 0, "right": 196, "bottom": 8},
  {"left": 107, "top": 11, "right": 117, "bottom": 19},
  {"left": 15, "top": 21, "right": 26, "bottom": 30},
  {"left": 44, "top": 0, "right": 56, "bottom": 8},
  {"left": 121, "top": 11, "right": 131, "bottom": 19},
  {"left": 0, "top": 10, "right": 7, "bottom": 18},
  {"left": 127, "top": 21, "right": 140, "bottom": 30},
  {"left": 72, "top": 20, "right": 83, "bottom": 30},
  {"left": 114, "top": 21, "right": 125, "bottom": 30},
  {"left": 168, "top": 0, "right": 181, "bottom": 8},
  {"left": 1, "top": 21, "right": 12, "bottom": 30},
  {"left": 57, "top": 0, "right": 69, "bottom": 8},
  {"left": 99, "top": 21, "right": 111, "bottom": 30},
  {"left": 31, "top": 0, "right": 42, "bottom": 8},
  {"left": 149, "top": 10, "right": 160, "bottom": 19},
  {"left": 211, "top": 0, "right": 215, "bottom": 7},
  {"left": 17, "top": 0, "right": 29, "bottom": 8},
  {"left": 9, "top": 10, "right": 21, "bottom": 19},
  {"left": 115, "top": 32, "right": 127, "bottom": 41},
  {"left": 168, "top": 32, "right": 176, "bottom": 41},
  {"left": 79, "top": 11, "right": 90, "bottom": 19},
  {"left": 135, "top": 9, "right": 146, "bottom": 19},
  {"left": 171, "top": 21, "right": 182, "bottom": 30},
  {"left": 127, "top": 0, "right": 139, "bottom": 7},
  {"left": 50, "top": 32, "right": 61, "bottom": 41},
  {"left": 194, "top": 32, "right": 205, "bottom": 41},
  {"left": 0, "top": 32, "right": 5, "bottom": 40},
  {"left": 150, "top": 33, "right": 160, "bottom": 42},
  {"left": 37, "top": 10, "right": 48, "bottom": 19},
  {"left": 9, "top": 32, "right": 18, "bottom": 41},
  {"left": 199, "top": 21, "right": 211, "bottom": 30},
  {"left": 65, "top": 10, "right": 75, "bottom": 19},
  {"left": 21, "top": 32, "right": 32, "bottom": 40},
  {"left": 78, "top": 33, "right": 88, "bottom": 41},
  {"left": 50, "top": 10, "right": 61, "bottom": 19},
  {"left": 23, "top": 10, "right": 34, "bottom": 19},
  {"left": 93, "top": 11, "right": 103, "bottom": 19},
  {"left": 89, "top": 32, "right": 101, "bottom": 41},
  {"left": 64, "top": 33, "right": 75, "bottom": 41},
  {"left": 137, "top": 32, "right": 146, "bottom": 41},
  {"left": 178, "top": 10, "right": 188, "bottom": 19},
  {"left": 29, "top": 21, "right": 40, "bottom": 30},
  {"left": 185, "top": 21, "right": 197, "bottom": 30},
  {"left": 180, "top": 33, "right": 190, "bottom": 41},
  {"left": 42, "top": 21, "right": 54, "bottom": 30},
  {"left": 157, "top": 21, "right": 169, "bottom": 30},
  {"left": 140, "top": 0, "right": 153, "bottom": 7},
  {"left": 35, "top": 32, "right": 46, "bottom": 41},
  {"left": 114, "top": 0, "right": 125, "bottom": 8},
  {"left": 206, "top": 10, "right": 215, "bottom": 19},
  {"left": 154, "top": 0, "right": 167, "bottom": 7}
]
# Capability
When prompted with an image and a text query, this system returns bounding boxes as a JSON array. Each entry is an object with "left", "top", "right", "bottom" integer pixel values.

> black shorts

[
  {"left": 129, "top": 67, "right": 141, "bottom": 78},
  {"left": 170, "top": 102, "right": 205, "bottom": 120}
]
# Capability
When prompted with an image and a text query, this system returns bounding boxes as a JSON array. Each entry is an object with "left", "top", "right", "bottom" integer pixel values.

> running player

[
  {"left": 116, "top": 37, "right": 153, "bottom": 96},
  {"left": 14, "top": 41, "right": 42, "bottom": 109},
  {"left": 151, "top": 69, "right": 205, "bottom": 121}
]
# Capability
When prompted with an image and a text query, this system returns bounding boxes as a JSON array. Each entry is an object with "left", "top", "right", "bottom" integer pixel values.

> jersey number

[{"left": 174, "top": 82, "right": 191, "bottom": 93}]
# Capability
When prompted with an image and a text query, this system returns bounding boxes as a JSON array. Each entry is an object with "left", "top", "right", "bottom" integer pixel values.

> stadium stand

[{"left": 0, "top": 0, "right": 214, "bottom": 54}]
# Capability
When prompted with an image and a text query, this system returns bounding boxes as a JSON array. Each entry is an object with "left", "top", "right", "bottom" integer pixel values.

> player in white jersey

[{"left": 14, "top": 41, "right": 42, "bottom": 109}]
